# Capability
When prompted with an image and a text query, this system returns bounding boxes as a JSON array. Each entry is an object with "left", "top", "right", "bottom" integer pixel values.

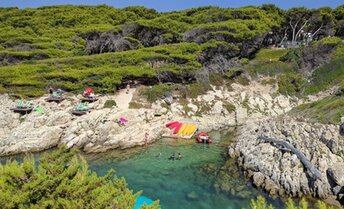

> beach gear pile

[{"left": 165, "top": 121, "right": 197, "bottom": 137}]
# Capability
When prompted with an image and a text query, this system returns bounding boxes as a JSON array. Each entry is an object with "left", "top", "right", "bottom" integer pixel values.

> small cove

[
  {"left": 0, "top": 129, "right": 284, "bottom": 209},
  {"left": 85, "top": 129, "right": 283, "bottom": 209}
]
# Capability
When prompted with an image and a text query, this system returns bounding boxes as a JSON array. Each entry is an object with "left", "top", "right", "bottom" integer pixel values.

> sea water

[{"left": 86, "top": 129, "right": 283, "bottom": 209}]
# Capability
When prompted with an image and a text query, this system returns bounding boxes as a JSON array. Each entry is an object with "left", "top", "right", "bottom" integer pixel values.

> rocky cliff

[{"left": 229, "top": 116, "right": 344, "bottom": 202}]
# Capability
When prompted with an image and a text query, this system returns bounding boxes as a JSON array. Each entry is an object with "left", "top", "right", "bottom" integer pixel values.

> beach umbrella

[
  {"left": 134, "top": 196, "right": 154, "bottom": 209},
  {"left": 119, "top": 117, "right": 128, "bottom": 123}
]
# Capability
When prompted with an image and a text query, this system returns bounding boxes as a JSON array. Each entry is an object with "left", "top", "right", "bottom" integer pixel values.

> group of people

[
  {"left": 169, "top": 153, "right": 183, "bottom": 160},
  {"left": 155, "top": 152, "right": 182, "bottom": 160}
]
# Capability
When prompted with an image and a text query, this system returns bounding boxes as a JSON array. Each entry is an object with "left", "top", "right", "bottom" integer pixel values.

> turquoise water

[
  {"left": 86, "top": 129, "right": 283, "bottom": 209},
  {"left": 0, "top": 129, "right": 283, "bottom": 209}
]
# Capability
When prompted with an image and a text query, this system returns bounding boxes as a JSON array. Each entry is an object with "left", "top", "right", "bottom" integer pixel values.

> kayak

[
  {"left": 182, "top": 124, "right": 191, "bottom": 135},
  {"left": 166, "top": 121, "right": 178, "bottom": 128},
  {"left": 173, "top": 123, "right": 183, "bottom": 134},
  {"left": 168, "top": 122, "right": 180, "bottom": 130},
  {"left": 178, "top": 124, "right": 188, "bottom": 135},
  {"left": 186, "top": 124, "right": 197, "bottom": 135}
]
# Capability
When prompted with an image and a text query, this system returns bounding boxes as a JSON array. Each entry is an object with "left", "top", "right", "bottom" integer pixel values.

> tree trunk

[
  {"left": 279, "top": 29, "right": 288, "bottom": 45},
  {"left": 294, "top": 20, "right": 309, "bottom": 43},
  {"left": 257, "top": 136, "right": 322, "bottom": 180},
  {"left": 310, "top": 25, "right": 323, "bottom": 40}
]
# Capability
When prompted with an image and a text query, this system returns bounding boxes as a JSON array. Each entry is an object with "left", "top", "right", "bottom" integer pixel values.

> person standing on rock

[
  {"left": 144, "top": 132, "right": 149, "bottom": 146},
  {"left": 126, "top": 83, "right": 130, "bottom": 94},
  {"left": 48, "top": 86, "right": 54, "bottom": 95}
]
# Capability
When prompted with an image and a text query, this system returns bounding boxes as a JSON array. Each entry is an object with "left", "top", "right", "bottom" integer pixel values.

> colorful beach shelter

[{"left": 134, "top": 196, "right": 154, "bottom": 209}]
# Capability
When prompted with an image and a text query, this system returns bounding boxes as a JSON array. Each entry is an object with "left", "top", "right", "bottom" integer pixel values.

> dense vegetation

[
  {"left": 292, "top": 95, "right": 344, "bottom": 124},
  {"left": 0, "top": 147, "right": 159, "bottom": 209},
  {"left": 0, "top": 4, "right": 343, "bottom": 97},
  {"left": 248, "top": 196, "right": 343, "bottom": 209}
]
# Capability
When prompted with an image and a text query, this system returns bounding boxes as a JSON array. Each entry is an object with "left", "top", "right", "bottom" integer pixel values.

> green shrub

[
  {"left": 293, "top": 95, "right": 344, "bottom": 124},
  {"left": 223, "top": 102, "right": 236, "bottom": 113},
  {"left": 277, "top": 73, "right": 305, "bottom": 95},
  {"left": 209, "top": 73, "right": 225, "bottom": 86},
  {"left": 129, "top": 101, "right": 146, "bottom": 109},
  {"left": 261, "top": 78, "right": 276, "bottom": 85},
  {"left": 225, "top": 68, "right": 242, "bottom": 79},
  {"left": 248, "top": 196, "right": 342, "bottom": 209},
  {"left": 240, "top": 58, "right": 250, "bottom": 65},
  {"left": 254, "top": 48, "right": 288, "bottom": 62},
  {"left": 103, "top": 100, "right": 117, "bottom": 108},
  {"left": 141, "top": 84, "right": 178, "bottom": 103},
  {"left": 248, "top": 61, "right": 295, "bottom": 77},
  {"left": 304, "top": 56, "right": 344, "bottom": 95},
  {"left": 236, "top": 75, "right": 250, "bottom": 86},
  {"left": 0, "top": 146, "right": 160, "bottom": 209},
  {"left": 185, "top": 83, "right": 211, "bottom": 98}
]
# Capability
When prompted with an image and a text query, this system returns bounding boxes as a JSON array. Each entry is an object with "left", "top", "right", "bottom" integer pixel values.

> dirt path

[{"left": 114, "top": 88, "right": 135, "bottom": 110}]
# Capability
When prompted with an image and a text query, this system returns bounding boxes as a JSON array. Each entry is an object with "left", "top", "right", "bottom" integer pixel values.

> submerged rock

[{"left": 186, "top": 191, "right": 199, "bottom": 200}]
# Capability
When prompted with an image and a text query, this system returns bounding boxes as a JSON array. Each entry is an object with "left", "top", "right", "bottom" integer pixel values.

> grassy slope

[
  {"left": 0, "top": 5, "right": 282, "bottom": 96},
  {"left": 293, "top": 95, "right": 344, "bottom": 124},
  {"left": 0, "top": 5, "right": 343, "bottom": 125}
]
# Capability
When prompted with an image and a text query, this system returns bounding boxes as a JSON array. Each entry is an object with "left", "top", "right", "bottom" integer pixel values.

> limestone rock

[
  {"left": 229, "top": 116, "right": 344, "bottom": 198},
  {"left": 328, "top": 163, "right": 344, "bottom": 186}
]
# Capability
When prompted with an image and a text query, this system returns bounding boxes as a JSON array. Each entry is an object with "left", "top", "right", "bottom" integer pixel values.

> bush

[
  {"left": 293, "top": 95, "right": 344, "bottom": 124},
  {"left": 248, "top": 61, "right": 295, "bottom": 77},
  {"left": 223, "top": 102, "right": 236, "bottom": 113},
  {"left": 236, "top": 75, "right": 250, "bottom": 86},
  {"left": 103, "top": 99, "right": 117, "bottom": 108},
  {"left": 209, "top": 73, "right": 225, "bottom": 86},
  {"left": 185, "top": 83, "right": 211, "bottom": 98},
  {"left": 0, "top": 146, "right": 160, "bottom": 209},
  {"left": 304, "top": 56, "right": 344, "bottom": 95},
  {"left": 254, "top": 48, "right": 288, "bottom": 62},
  {"left": 129, "top": 101, "right": 146, "bottom": 109},
  {"left": 261, "top": 78, "right": 276, "bottom": 85},
  {"left": 248, "top": 196, "right": 342, "bottom": 209},
  {"left": 277, "top": 73, "right": 305, "bottom": 95},
  {"left": 141, "top": 84, "right": 178, "bottom": 103}
]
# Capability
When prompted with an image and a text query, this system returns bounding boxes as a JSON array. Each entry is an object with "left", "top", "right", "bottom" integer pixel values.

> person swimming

[
  {"left": 156, "top": 152, "right": 162, "bottom": 158},
  {"left": 177, "top": 153, "right": 182, "bottom": 160},
  {"left": 168, "top": 153, "right": 176, "bottom": 160}
]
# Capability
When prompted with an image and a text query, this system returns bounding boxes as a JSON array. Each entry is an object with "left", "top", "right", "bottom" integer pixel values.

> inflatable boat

[{"left": 197, "top": 132, "right": 212, "bottom": 144}]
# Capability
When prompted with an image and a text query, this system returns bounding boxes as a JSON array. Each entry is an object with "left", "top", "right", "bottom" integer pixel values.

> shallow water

[{"left": 86, "top": 129, "right": 283, "bottom": 209}]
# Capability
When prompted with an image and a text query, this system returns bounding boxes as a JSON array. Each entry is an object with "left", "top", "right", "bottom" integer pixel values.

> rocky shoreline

[
  {"left": 229, "top": 116, "right": 344, "bottom": 204},
  {"left": 0, "top": 82, "right": 302, "bottom": 157},
  {"left": 1, "top": 82, "right": 342, "bottom": 204}
]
